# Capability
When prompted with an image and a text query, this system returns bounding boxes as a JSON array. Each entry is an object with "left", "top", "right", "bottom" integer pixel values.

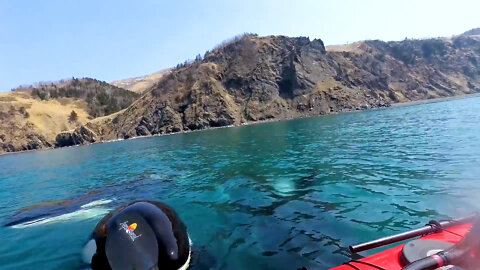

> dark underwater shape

[
  {"left": 3, "top": 192, "right": 104, "bottom": 227},
  {"left": 3, "top": 175, "right": 164, "bottom": 228}
]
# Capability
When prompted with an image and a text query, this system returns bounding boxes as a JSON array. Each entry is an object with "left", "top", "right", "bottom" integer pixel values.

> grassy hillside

[
  {"left": 111, "top": 69, "right": 171, "bottom": 93},
  {"left": 0, "top": 91, "right": 90, "bottom": 152},
  {"left": 1, "top": 78, "right": 140, "bottom": 153},
  {"left": 16, "top": 78, "right": 140, "bottom": 118}
]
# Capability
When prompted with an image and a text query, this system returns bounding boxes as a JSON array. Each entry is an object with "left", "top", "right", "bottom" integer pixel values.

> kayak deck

[{"left": 331, "top": 223, "right": 471, "bottom": 269}]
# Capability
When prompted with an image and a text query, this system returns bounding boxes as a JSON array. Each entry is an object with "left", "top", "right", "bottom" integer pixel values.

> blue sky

[{"left": 1, "top": 0, "right": 479, "bottom": 92}]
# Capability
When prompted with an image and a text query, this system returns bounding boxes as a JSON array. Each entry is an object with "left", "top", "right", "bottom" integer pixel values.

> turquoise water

[{"left": 1, "top": 96, "right": 480, "bottom": 269}]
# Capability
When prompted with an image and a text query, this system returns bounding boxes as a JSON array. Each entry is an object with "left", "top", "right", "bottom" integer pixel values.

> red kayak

[{"left": 331, "top": 215, "right": 480, "bottom": 270}]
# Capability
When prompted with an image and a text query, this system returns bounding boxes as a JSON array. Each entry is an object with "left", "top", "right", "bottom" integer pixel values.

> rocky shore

[
  {"left": 58, "top": 32, "right": 480, "bottom": 147},
  {"left": 1, "top": 29, "right": 480, "bottom": 154}
]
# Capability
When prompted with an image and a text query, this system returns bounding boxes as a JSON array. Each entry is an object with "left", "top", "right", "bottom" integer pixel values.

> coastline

[
  {"left": 2, "top": 92, "right": 479, "bottom": 157},
  {"left": 390, "top": 92, "right": 480, "bottom": 107}
]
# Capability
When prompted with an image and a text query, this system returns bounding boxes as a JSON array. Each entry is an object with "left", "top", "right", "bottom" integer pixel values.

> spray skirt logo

[{"left": 119, "top": 221, "right": 142, "bottom": 241}]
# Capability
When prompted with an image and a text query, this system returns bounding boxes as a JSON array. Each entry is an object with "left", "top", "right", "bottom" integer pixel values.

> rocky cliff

[
  {"left": 64, "top": 32, "right": 479, "bottom": 145},
  {"left": 2, "top": 30, "right": 479, "bottom": 153}
]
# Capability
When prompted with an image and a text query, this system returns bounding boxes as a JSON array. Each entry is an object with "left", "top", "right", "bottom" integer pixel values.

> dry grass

[
  {"left": 314, "top": 78, "right": 345, "bottom": 92},
  {"left": 0, "top": 91, "right": 90, "bottom": 140},
  {"left": 111, "top": 69, "right": 171, "bottom": 93},
  {"left": 90, "top": 108, "right": 125, "bottom": 124},
  {"left": 326, "top": 41, "right": 365, "bottom": 53}
]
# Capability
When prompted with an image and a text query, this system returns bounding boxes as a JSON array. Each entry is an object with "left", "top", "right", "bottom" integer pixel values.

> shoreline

[
  {"left": 2, "top": 92, "right": 479, "bottom": 157},
  {"left": 390, "top": 92, "right": 480, "bottom": 107}
]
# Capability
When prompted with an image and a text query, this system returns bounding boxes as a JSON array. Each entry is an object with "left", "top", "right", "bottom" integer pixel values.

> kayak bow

[{"left": 332, "top": 214, "right": 479, "bottom": 270}]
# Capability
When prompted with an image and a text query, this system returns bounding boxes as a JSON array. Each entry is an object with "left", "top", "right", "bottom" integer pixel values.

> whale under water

[
  {"left": 3, "top": 172, "right": 171, "bottom": 228},
  {"left": 4, "top": 196, "right": 113, "bottom": 228},
  {"left": 4, "top": 166, "right": 322, "bottom": 229}
]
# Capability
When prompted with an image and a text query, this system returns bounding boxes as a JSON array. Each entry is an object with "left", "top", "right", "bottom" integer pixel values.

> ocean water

[{"left": 0, "top": 96, "right": 480, "bottom": 269}]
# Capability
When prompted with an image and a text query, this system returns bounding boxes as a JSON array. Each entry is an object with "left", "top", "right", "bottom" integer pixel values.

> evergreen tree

[{"left": 69, "top": 110, "right": 78, "bottom": 123}]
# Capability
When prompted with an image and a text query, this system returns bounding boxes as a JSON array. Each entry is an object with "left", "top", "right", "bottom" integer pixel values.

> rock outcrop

[
  {"left": 0, "top": 122, "right": 53, "bottom": 152},
  {"left": 55, "top": 126, "right": 97, "bottom": 147}
]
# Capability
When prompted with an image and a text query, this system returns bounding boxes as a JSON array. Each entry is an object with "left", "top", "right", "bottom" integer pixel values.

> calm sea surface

[{"left": 0, "top": 96, "right": 479, "bottom": 269}]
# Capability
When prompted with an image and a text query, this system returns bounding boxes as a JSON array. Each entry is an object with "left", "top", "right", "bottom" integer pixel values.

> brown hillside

[
  {"left": 0, "top": 91, "right": 89, "bottom": 152},
  {"left": 61, "top": 33, "right": 480, "bottom": 146},
  {"left": 0, "top": 79, "right": 139, "bottom": 153}
]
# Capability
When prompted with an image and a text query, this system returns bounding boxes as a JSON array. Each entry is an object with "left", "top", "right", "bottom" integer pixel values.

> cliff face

[
  {"left": 330, "top": 36, "right": 480, "bottom": 101},
  {"left": 69, "top": 33, "right": 479, "bottom": 144}
]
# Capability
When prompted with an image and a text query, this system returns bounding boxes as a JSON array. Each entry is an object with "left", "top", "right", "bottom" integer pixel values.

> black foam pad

[
  {"left": 401, "top": 239, "right": 454, "bottom": 265},
  {"left": 105, "top": 212, "right": 159, "bottom": 270},
  {"left": 121, "top": 202, "right": 180, "bottom": 262}
]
